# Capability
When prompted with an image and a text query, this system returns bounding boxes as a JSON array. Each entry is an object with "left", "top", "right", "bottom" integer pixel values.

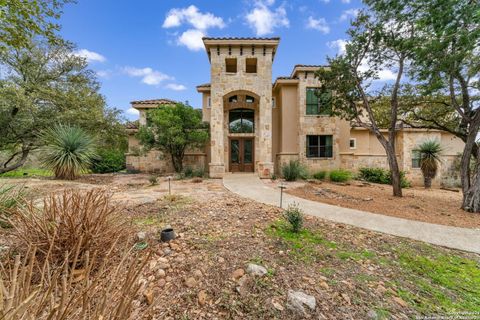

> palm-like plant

[
  {"left": 40, "top": 124, "right": 97, "bottom": 180},
  {"left": 414, "top": 140, "right": 443, "bottom": 189}
]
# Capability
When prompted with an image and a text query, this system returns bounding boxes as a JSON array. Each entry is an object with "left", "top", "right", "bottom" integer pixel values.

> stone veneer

[{"left": 207, "top": 40, "right": 277, "bottom": 178}]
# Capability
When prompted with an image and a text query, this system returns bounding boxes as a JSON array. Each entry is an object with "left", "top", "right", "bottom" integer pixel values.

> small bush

[
  {"left": 358, "top": 167, "right": 410, "bottom": 188},
  {"left": 283, "top": 203, "right": 304, "bottom": 233},
  {"left": 11, "top": 189, "right": 129, "bottom": 267},
  {"left": 90, "top": 149, "right": 126, "bottom": 173},
  {"left": 329, "top": 169, "right": 352, "bottom": 182},
  {"left": 281, "top": 160, "right": 308, "bottom": 181},
  {"left": 271, "top": 173, "right": 277, "bottom": 180},
  {"left": 148, "top": 175, "right": 158, "bottom": 185},
  {"left": 181, "top": 166, "right": 205, "bottom": 179},
  {"left": 0, "top": 185, "right": 25, "bottom": 228},
  {"left": 313, "top": 171, "right": 327, "bottom": 180}
]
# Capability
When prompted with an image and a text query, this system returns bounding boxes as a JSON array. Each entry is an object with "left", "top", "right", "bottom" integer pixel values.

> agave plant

[
  {"left": 40, "top": 124, "right": 97, "bottom": 180},
  {"left": 414, "top": 140, "right": 443, "bottom": 189}
]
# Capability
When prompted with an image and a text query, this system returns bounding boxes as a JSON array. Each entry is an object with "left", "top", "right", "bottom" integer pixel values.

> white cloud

[
  {"left": 306, "top": 16, "right": 330, "bottom": 34},
  {"left": 123, "top": 67, "right": 172, "bottom": 85},
  {"left": 245, "top": 1, "right": 289, "bottom": 36},
  {"left": 96, "top": 70, "right": 111, "bottom": 78},
  {"left": 165, "top": 83, "right": 187, "bottom": 91},
  {"left": 126, "top": 108, "right": 139, "bottom": 116},
  {"left": 75, "top": 49, "right": 106, "bottom": 63},
  {"left": 162, "top": 5, "right": 225, "bottom": 30},
  {"left": 340, "top": 8, "right": 359, "bottom": 21},
  {"left": 177, "top": 29, "right": 205, "bottom": 51},
  {"left": 327, "top": 39, "right": 347, "bottom": 55}
]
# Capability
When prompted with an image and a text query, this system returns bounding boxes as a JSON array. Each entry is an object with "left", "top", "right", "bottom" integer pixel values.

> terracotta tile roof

[
  {"left": 130, "top": 98, "right": 177, "bottom": 105},
  {"left": 125, "top": 120, "right": 139, "bottom": 130},
  {"left": 294, "top": 64, "right": 328, "bottom": 68},
  {"left": 202, "top": 37, "right": 280, "bottom": 41},
  {"left": 196, "top": 83, "right": 211, "bottom": 87}
]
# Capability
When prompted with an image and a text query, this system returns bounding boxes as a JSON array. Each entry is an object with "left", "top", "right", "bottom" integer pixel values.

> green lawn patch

[
  {"left": 396, "top": 247, "right": 480, "bottom": 313},
  {"left": 0, "top": 168, "right": 52, "bottom": 178}
]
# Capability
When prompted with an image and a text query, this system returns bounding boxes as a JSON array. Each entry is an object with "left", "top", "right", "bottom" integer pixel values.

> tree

[
  {"left": 315, "top": 12, "right": 415, "bottom": 197},
  {"left": 137, "top": 103, "right": 209, "bottom": 173},
  {"left": 0, "top": 39, "right": 125, "bottom": 174},
  {"left": 367, "top": 0, "right": 480, "bottom": 212},
  {"left": 0, "top": 0, "right": 70, "bottom": 53},
  {"left": 414, "top": 140, "right": 443, "bottom": 189}
]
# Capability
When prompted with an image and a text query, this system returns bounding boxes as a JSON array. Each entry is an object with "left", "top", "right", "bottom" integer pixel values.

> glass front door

[{"left": 229, "top": 138, "right": 254, "bottom": 172}]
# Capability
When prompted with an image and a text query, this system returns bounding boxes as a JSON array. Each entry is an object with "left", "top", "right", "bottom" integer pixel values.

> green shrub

[
  {"left": 181, "top": 166, "right": 205, "bottom": 179},
  {"left": 281, "top": 160, "right": 308, "bottom": 181},
  {"left": 329, "top": 169, "right": 352, "bottom": 182},
  {"left": 313, "top": 171, "right": 327, "bottom": 180},
  {"left": 283, "top": 203, "right": 304, "bottom": 233},
  {"left": 148, "top": 175, "right": 158, "bottom": 185},
  {"left": 358, "top": 167, "right": 410, "bottom": 188},
  {"left": 90, "top": 149, "right": 126, "bottom": 173}
]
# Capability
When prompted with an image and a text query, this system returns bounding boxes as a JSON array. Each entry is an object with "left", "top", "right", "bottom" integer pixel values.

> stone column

[
  {"left": 258, "top": 92, "right": 274, "bottom": 178},
  {"left": 209, "top": 89, "right": 225, "bottom": 178}
]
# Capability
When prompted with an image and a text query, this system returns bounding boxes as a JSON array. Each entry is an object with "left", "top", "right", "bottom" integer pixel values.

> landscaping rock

[
  {"left": 286, "top": 290, "right": 316, "bottom": 315},
  {"left": 185, "top": 277, "right": 196, "bottom": 288},
  {"left": 232, "top": 268, "right": 245, "bottom": 280},
  {"left": 246, "top": 263, "right": 267, "bottom": 277},
  {"left": 197, "top": 290, "right": 207, "bottom": 306},
  {"left": 157, "top": 269, "right": 166, "bottom": 278},
  {"left": 136, "top": 231, "right": 146, "bottom": 241},
  {"left": 143, "top": 288, "right": 154, "bottom": 305}
]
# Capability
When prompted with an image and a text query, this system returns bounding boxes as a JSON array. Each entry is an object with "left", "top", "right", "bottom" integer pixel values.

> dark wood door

[{"left": 229, "top": 138, "right": 254, "bottom": 172}]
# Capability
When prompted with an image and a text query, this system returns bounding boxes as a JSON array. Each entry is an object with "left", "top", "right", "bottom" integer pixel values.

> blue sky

[{"left": 59, "top": 0, "right": 363, "bottom": 120}]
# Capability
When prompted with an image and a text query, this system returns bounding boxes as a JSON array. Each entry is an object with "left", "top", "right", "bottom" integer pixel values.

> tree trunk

[
  {"left": 424, "top": 176, "right": 432, "bottom": 189},
  {"left": 0, "top": 149, "right": 30, "bottom": 174},
  {"left": 462, "top": 169, "right": 480, "bottom": 212},
  {"left": 386, "top": 144, "right": 403, "bottom": 197},
  {"left": 171, "top": 153, "right": 183, "bottom": 173}
]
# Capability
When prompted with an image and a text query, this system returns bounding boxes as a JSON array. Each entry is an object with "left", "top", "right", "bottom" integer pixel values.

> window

[
  {"left": 349, "top": 138, "right": 356, "bottom": 149},
  {"left": 229, "top": 109, "right": 254, "bottom": 133},
  {"left": 225, "top": 58, "right": 237, "bottom": 73},
  {"left": 306, "top": 88, "right": 332, "bottom": 115},
  {"left": 246, "top": 58, "right": 257, "bottom": 73},
  {"left": 228, "top": 95, "right": 238, "bottom": 103},
  {"left": 306, "top": 135, "right": 333, "bottom": 158},
  {"left": 412, "top": 151, "right": 421, "bottom": 168},
  {"left": 245, "top": 95, "right": 255, "bottom": 103},
  {"left": 272, "top": 97, "right": 276, "bottom": 108},
  {"left": 207, "top": 96, "right": 211, "bottom": 108}
]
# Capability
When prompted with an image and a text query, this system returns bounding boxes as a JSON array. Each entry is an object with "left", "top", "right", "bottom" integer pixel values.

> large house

[{"left": 127, "top": 37, "right": 464, "bottom": 186}]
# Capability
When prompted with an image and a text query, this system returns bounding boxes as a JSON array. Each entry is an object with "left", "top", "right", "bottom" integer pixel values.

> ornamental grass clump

[
  {"left": 10, "top": 189, "right": 129, "bottom": 268},
  {"left": 40, "top": 124, "right": 97, "bottom": 180},
  {"left": 281, "top": 160, "right": 308, "bottom": 181},
  {"left": 283, "top": 203, "right": 304, "bottom": 233},
  {"left": 0, "top": 184, "right": 24, "bottom": 227}
]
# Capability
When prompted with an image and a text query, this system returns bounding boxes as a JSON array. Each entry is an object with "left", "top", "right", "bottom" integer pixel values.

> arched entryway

[{"left": 223, "top": 91, "right": 259, "bottom": 173}]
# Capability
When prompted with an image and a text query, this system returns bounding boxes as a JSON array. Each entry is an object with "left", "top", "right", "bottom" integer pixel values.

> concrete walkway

[{"left": 223, "top": 173, "right": 480, "bottom": 254}]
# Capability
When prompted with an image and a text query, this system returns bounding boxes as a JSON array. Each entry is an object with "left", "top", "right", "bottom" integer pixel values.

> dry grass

[
  {"left": 0, "top": 245, "right": 152, "bottom": 319},
  {"left": 10, "top": 189, "right": 130, "bottom": 267}
]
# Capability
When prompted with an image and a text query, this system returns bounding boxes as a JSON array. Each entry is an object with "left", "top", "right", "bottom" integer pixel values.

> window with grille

[
  {"left": 306, "top": 135, "right": 333, "bottom": 158},
  {"left": 306, "top": 88, "right": 332, "bottom": 115}
]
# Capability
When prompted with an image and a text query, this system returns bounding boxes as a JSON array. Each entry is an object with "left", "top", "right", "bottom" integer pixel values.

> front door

[{"left": 229, "top": 138, "right": 254, "bottom": 172}]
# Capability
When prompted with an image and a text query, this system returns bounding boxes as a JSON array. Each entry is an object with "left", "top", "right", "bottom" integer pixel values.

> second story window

[
  {"left": 306, "top": 88, "right": 332, "bottom": 115},
  {"left": 226, "top": 58, "right": 237, "bottom": 73},
  {"left": 207, "top": 97, "right": 211, "bottom": 108},
  {"left": 246, "top": 58, "right": 257, "bottom": 73},
  {"left": 245, "top": 95, "right": 255, "bottom": 103}
]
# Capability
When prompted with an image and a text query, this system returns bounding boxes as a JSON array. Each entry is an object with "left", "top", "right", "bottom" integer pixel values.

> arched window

[{"left": 229, "top": 109, "right": 254, "bottom": 133}]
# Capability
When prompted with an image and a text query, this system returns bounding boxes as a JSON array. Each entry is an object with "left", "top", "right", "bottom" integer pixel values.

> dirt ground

[
  {"left": 279, "top": 179, "right": 480, "bottom": 229},
  {"left": 1, "top": 174, "right": 479, "bottom": 319}
]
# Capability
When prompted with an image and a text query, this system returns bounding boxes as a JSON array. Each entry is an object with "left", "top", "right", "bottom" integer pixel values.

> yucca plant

[
  {"left": 40, "top": 124, "right": 97, "bottom": 180},
  {"left": 414, "top": 140, "right": 443, "bottom": 189}
]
